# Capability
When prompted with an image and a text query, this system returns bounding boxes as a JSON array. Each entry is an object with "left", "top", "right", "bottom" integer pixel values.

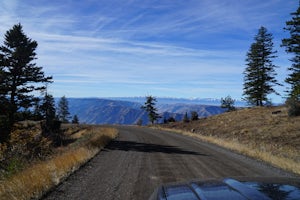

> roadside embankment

[
  {"left": 156, "top": 106, "right": 300, "bottom": 176},
  {"left": 0, "top": 126, "right": 118, "bottom": 200}
]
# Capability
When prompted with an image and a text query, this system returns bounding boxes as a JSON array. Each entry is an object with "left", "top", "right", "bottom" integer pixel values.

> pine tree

[
  {"left": 41, "top": 93, "right": 56, "bottom": 124},
  {"left": 0, "top": 24, "right": 52, "bottom": 141},
  {"left": 141, "top": 95, "right": 160, "bottom": 124},
  {"left": 40, "top": 93, "right": 61, "bottom": 138},
  {"left": 281, "top": 3, "right": 300, "bottom": 98},
  {"left": 32, "top": 97, "right": 43, "bottom": 120},
  {"left": 57, "top": 96, "right": 70, "bottom": 123},
  {"left": 72, "top": 115, "right": 79, "bottom": 124},
  {"left": 221, "top": 95, "right": 236, "bottom": 112},
  {"left": 243, "top": 26, "right": 281, "bottom": 106},
  {"left": 0, "top": 68, "right": 9, "bottom": 139},
  {"left": 183, "top": 112, "right": 189, "bottom": 123},
  {"left": 0, "top": 69, "right": 10, "bottom": 141}
]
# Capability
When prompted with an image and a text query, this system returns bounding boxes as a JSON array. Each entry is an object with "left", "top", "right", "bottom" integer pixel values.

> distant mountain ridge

[
  {"left": 67, "top": 98, "right": 145, "bottom": 125},
  {"left": 66, "top": 97, "right": 227, "bottom": 125},
  {"left": 104, "top": 97, "right": 246, "bottom": 107}
]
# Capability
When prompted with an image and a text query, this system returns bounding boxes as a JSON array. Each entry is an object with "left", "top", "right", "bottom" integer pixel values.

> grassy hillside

[{"left": 159, "top": 106, "right": 300, "bottom": 175}]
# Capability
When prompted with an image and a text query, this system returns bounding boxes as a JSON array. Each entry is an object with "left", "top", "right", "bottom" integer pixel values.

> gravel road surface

[{"left": 43, "top": 126, "right": 293, "bottom": 200}]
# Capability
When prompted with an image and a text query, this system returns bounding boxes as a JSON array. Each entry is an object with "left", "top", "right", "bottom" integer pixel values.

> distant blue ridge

[{"left": 57, "top": 97, "right": 228, "bottom": 125}]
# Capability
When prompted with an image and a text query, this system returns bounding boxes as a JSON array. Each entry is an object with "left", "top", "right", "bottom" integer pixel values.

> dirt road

[{"left": 43, "top": 126, "right": 292, "bottom": 200}]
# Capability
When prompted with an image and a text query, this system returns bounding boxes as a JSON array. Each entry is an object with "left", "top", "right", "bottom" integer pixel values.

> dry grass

[
  {"left": 159, "top": 106, "right": 300, "bottom": 175},
  {"left": 0, "top": 126, "right": 118, "bottom": 200}
]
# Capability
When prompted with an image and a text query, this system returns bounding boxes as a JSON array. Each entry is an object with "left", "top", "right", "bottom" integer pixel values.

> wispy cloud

[{"left": 0, "top": 0, "right": 296, "bottom": 101}]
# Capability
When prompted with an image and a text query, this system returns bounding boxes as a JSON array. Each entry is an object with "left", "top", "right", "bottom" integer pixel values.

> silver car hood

[{"left": 149, "top": 177, "right": 300, "bottom": 200}]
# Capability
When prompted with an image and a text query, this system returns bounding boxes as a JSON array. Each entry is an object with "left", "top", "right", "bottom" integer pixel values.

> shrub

[
  {"left": 136, "top": 118, "right": 143, "bottom": 126},
  {"left": 1, "top": 156, "right": 25, "bottom": 178},
  {"left": 10, "top": 122, "right": 52, "bottom": 160},
  {"left": 167, "top": 117, "right": 176, "bottom": 123},
  {"left": 41, "top": 120, "right": 64, "bottom": 146},
  {"left": 0, "top": 122, "right": 52, "bottom": 177},
  {"left": 190, "top": 111, "right": 199, "bottom": 121},
  {"left": 0, "top": 143, "right": 8, "bottom": 168},
  {"left": 286, "top": 97, "right": 300, "bottom": 116}
]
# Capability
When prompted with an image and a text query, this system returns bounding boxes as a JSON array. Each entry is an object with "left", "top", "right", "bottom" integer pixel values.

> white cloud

[{"left": 0, "top": 0, "right": 296, "bottom": 101}]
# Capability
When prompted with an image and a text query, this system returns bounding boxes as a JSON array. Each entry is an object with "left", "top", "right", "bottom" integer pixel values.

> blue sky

[{"left": 0, "top": 0, "right": 298, "bottom": 103}]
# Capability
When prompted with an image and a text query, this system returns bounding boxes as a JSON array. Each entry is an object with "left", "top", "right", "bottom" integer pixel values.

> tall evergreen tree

[
  {"left": 243, "top": 26, "right": 281, "bottom": 106},
  {"left": 0, "top": 69, "right": 10, "bottom": 142},
  {"left": 32, "top": 97, "right": 43, "bottom": 120},
  {"left": 281, "top": 3, "right": 300, "bottom": 98},
  {"left": 141, "top": 95, "right": 160, "bottom": 124},
  {"left": 57, "top": 95, "right": 70, "bottom": 123},
  {"left": 0, "top": 69, "right": 9, "bottom": 116},
  {"left": 0, "top": 24, "right": 52, "bottom": 141},
  {"left": 41, "top": 93, "right": 56, "bottom": 123},
  {"left": 40, "top": 92, "right": 60, "bottom": 138}
]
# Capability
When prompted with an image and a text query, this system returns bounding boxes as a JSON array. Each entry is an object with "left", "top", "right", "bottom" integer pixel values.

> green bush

[
  {"left": 0, "top": 122, "right": 53, "bottom": 178},
  {"left": 42, "top": 121, "right": 65, "bottom": 146},
  {"left": 1, "top": 156, "right": 25, "bottom": 178},
  {"left": 286, "top": 97, "right": 300, "bottom": 116}
]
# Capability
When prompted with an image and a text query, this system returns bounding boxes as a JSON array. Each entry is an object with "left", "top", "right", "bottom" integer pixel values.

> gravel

[{"left": 42, "top": 126, "right": 295, "bottom": 200}]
